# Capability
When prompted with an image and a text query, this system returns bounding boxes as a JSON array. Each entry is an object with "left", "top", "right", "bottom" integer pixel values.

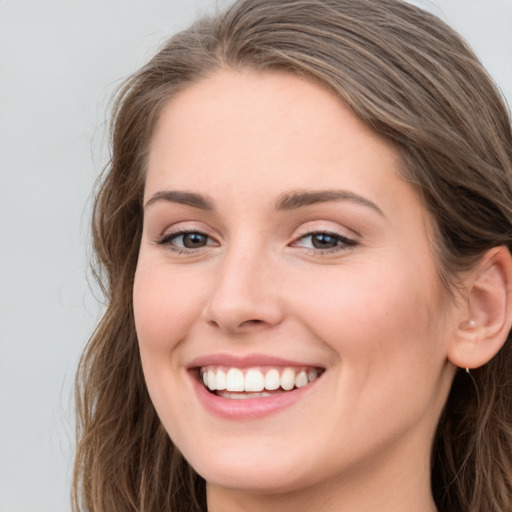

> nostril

[
  {"left": 239, "top": 319, "right": 264, "bottom": 327},
  {"left": 207, "top": 316, "right": 267, "bottom": 333}
]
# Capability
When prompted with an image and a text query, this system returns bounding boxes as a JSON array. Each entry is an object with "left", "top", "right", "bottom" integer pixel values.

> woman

[{"left": 73, "top": 1, "right": 512, "bottom": 511}]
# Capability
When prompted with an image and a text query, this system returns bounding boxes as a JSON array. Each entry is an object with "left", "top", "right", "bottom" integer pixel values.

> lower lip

[{"left": 190, "top": 372, "right": 319, "bottom": 420}]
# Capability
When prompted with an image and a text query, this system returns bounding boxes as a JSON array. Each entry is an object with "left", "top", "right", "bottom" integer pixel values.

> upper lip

[{"left": 187, "top": 353, "right": 325, "bottom": 370}]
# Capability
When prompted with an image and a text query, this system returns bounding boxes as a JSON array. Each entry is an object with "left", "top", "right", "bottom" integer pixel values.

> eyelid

[
  {"left": 156, "top": 220, "right": 215, "bottom": 239},
  {"left": 292, "top": 219, "right": 360, "bottom": 239}
]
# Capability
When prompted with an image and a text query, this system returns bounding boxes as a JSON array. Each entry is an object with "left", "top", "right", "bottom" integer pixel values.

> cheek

[
  {"left": 133, "top": 260, "right": 206, "bottom": 355},
  {"left": 132, "top": 260, "right": 206, "bottom": 432},
  {"left": 292, "top": 259, "right": 444, "bottom": 370},
  {"left": 288, "top": 261, "right": 449, "bottom": 451}
]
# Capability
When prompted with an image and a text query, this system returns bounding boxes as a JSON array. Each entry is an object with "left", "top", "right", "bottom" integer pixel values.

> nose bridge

[{"left": 203, "top": 234, "right": 283, "bottom": 332}]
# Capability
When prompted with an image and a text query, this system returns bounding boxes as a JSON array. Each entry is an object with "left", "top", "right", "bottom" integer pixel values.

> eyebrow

[
  {"left": 144, "top": 188, "right": 384, "bottom": 216},
  {"left": 275, "top": 189, "right": 384, "bottom": 216},
  {"left": 144, "top": 190, "right": 214, "bottom": 210}
]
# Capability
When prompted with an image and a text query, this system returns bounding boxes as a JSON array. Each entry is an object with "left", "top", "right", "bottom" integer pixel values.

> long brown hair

[{"left": 73, "top": 1, "right": 512, "bottom": 511}]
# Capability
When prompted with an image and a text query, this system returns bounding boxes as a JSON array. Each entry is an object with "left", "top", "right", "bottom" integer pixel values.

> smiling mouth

[{"left": 198, "top": 366, "right": 324, "bottom": 399}]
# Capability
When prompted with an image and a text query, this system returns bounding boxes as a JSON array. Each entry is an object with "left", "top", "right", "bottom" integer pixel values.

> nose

[{"left": 202, "top": 242, "right": 285, "bottom": 334}]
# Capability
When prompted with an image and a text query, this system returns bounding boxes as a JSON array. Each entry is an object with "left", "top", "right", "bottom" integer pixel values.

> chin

[
  {"left": 197, "top": 460, "right": 310, "bottom": 494},
  {"left": 179, "top": 437, "right": 314, "bottom": 493}
]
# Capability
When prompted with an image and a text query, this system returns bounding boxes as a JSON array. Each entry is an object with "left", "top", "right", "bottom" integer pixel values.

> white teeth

[
  {"left": 226, "top": 368, "right": 245, "bottom": 392},
  {"left": 295, "top": 370, "right": 308, "bottom": 388},
  {"left": 308, "top": 368, "right": 318, "bottom": 382},
  {"left": 280, "top": 367, "right": 296, "bottom": 390},
  {"left": 245, "top": 369, "right": 265, "bottom": 392},
  {"left": 264, "top": 368, "right": 280, "bottom": 390},
  {"left": 218, "top": 391, "right": 272, "bottom": 399},
  {"left": 207, "top": 369, "right": 216, "bottom": 391},
  {"left": 201, "top": 365, "right": 322, "bottom": 393},
  {"left": 215, "top": 369, "right": 226, "bottom": 390}
]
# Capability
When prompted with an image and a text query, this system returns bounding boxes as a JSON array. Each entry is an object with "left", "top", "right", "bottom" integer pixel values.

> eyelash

[
  {"left": 155, "top": 229, "right": 357, "bottom": 255},
  {"left": 292, "top": 230, "right": 357, "bottom": 254},
  {"left": 156, "top": 229, "right": 216, "bottom": 254}
]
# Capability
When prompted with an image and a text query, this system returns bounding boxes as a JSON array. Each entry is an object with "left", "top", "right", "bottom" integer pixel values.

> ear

[{"left": 448, "top": 246, "right": 512, "bottom": 370}]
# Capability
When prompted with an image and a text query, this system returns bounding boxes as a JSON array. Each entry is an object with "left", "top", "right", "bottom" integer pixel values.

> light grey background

[{"left": 1, "top": 1, "right": 511, "bottom": 511}]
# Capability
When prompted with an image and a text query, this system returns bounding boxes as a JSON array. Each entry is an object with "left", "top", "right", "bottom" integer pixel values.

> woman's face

[{"left": 134, "top": 70, "right": 458, "bottom": 497}]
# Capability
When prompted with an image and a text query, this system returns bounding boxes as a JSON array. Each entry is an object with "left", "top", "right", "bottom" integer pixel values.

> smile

[
  {"left": 188, "top": 355, "right": 326, "bottom": 419},
  {"left": 200, "top": 366, "right": 323, "bottom": 398}
]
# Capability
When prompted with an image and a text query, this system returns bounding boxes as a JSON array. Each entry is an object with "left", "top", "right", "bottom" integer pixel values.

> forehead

[{"left": 145, "top": 69, "right": 420, "bottom": 219}]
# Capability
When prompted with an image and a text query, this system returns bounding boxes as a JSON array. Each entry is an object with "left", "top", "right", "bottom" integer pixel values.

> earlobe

[{"left": 448, "top": 246, "right": 512, "bottom": 370}]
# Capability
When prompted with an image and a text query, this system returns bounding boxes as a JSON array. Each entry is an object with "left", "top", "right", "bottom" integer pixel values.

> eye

[
  {"left": 157, "top": 230, "right": 217, "bottom": 252},
  {"left": 175, "top": 232, "right": 209, "bottom": 249},
  {"left": 293, "top": 231, "right": 357, "bottom": 252}
]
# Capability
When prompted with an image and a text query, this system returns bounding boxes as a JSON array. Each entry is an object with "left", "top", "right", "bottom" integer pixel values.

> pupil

[
  {"left": 183, "top": 233, "right": 206, "bottom": 248},
  {"left": 312, "top": 234, "right": 337, "bottom": 249}
]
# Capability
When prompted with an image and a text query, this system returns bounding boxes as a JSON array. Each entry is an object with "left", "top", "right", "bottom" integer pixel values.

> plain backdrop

[{"left": 1, "top": 1, "right": 511, "bottom": 511}]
